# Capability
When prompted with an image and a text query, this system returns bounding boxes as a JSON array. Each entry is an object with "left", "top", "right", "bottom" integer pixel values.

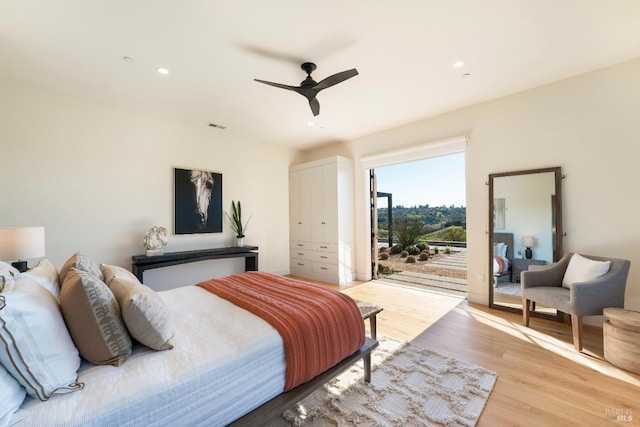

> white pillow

[
  {"left": 0, "top": 261, "right": 19, "bottom": 280},
  {"left": 494, "top": 242, "right": 505, "bottom": 257},
  {"left": 500, "top": 244, "right": 508, "bottom": 258},
  {"left": 21, "top": 258, "right": 61, "bottom": 302},
  {"left": 0, "top": 276, "right": 83, "bottom": 400},
  {"left": 0, "top": 364, "right": 26, "bottom": 426},
  {"left": 562, "top": 254, "right": 611, "bottom": 289}
]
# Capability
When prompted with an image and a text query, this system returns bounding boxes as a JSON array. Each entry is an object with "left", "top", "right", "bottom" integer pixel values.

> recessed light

[
  {"left": 123, "top": 56, "right": 135, "bottom": 63},
  {"left": 157, "top": 68, "right": 169, "bottom": 75},
  {"left": 461, "top": 73, "right": 471, "bottom": 78},
  {"left": 453, "top": 60, "right": 465, "bottom": 68},
  {"left": 307, "top": 121, "right": 315, "bottom": 126}
]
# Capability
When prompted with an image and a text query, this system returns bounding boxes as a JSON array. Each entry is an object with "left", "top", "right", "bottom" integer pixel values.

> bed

[
  {"left": 0, "top": 256, "right": 375, "bottom": 427},
  {"left": 492, "top": 232, "right": 513, "bottom": 283}
]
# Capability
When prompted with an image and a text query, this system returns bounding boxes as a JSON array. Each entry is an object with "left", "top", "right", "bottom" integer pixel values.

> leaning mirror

[{"left": 488, "top": 167, "right": 563, "bottom": 319}]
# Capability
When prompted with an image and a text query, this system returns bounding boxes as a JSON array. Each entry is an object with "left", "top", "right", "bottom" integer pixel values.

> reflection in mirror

[{"left": 489, "top": 167, "right": 563, "bottom": 318}]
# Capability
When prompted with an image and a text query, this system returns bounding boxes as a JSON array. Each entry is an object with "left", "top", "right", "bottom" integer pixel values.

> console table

[
  {"left": 512, "top": 258, "right": 546, "bottom": 283},
  {"left": 131, "top": 246, "right": 258, "bottom": 283}
]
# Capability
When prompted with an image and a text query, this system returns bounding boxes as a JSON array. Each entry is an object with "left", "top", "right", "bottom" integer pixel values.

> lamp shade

[
  {"left": 521, "top": 235, "right": 536, "bottom": 248},
  {"left": 0, "top": 227, "right": 45, "bottom": 261}
]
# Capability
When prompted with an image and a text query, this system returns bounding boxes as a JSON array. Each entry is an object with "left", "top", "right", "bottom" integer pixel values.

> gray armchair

[{"left": 522, "top": 253, "right": 630, "bottom": 351}]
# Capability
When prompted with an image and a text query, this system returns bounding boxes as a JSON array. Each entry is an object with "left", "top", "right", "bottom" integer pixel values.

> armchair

[{"left": 522, "top": 253, "right": 630, "bottom": 351}]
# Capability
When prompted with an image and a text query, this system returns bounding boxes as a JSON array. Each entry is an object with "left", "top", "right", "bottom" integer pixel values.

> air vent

[{"left": 208, "top": 123, "right": 227, "bottom": 130}]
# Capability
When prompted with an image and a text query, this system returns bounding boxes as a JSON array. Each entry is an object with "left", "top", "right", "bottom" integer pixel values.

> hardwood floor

[{"left": 305, "top": 278, "right": 640, "bottom": 426}]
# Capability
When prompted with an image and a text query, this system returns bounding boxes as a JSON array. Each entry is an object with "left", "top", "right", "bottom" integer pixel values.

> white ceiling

[{"left": 2, "top": 1, "right": 640, "bottom": 150}]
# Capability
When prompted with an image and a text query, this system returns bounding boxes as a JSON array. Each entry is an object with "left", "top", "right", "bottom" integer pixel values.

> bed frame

[
  {"left": 493, "top": 232, "right": 514, "bottom": 282},
  {"left": 229, "top": 337, "right": 378, "bottom": 426}
]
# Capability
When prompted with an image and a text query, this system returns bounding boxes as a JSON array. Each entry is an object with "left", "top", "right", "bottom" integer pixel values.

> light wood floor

[{"left": 301, "top": 277, "right": 640, "bottom": 426}]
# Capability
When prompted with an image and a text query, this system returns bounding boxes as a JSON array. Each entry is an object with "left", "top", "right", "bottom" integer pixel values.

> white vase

[{"left": 236, "top": 237, "right": 245, "bottom": 247}]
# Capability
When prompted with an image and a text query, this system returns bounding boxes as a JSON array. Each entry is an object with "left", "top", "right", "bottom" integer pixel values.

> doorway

[{"left": 370, "top": 153, "right": 467, "bottom": 297}]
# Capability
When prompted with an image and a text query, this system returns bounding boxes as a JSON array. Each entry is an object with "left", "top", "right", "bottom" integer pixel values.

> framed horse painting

[{"left": 174, "top": 168, "right": 223, "bottom": 234}]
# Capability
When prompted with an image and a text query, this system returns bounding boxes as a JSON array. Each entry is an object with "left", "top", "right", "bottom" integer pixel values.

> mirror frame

[{"left": 488, "top": 166, "right": 563, "bottom": 318}]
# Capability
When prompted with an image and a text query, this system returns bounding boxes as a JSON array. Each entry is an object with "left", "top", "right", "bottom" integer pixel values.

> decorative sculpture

[{"left": 143, "top": 226, "right": 168, "bottom": 256}]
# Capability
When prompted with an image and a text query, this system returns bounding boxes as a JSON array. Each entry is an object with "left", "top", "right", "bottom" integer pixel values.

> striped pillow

[
  {"left": 0, "top": 277, "right": 82, "bottom": 400},
  {"left": 60, "top": 269, "right": 132, "bottom": 366}
]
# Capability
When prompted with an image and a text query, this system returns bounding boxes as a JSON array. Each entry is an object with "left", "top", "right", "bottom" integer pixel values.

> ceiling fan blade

[
  {"left": 239, "top": 43, "right": 305, "bottom": 64},
  {"left": 309, "top": 97, "right": 320, "bottom": 116},
  {"left": 254, "top": 79, "right": 299, "bottom": 92},
  {"left": 314, "top": 69, "right": 358, "bottom": 91}
]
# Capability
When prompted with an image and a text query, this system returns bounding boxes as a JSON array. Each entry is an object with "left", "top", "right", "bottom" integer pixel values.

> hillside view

[{"left": 377, "top": 204, "right": 467, "bottom": 245}]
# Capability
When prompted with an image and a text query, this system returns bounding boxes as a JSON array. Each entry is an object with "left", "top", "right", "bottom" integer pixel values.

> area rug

[{"left": 268, "top": 335, "right": 497, "bottom": 427}]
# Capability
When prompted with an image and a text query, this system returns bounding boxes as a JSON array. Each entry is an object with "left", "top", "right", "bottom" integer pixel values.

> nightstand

[{"left": 512, "top": 258, "right": 546, "bottom": 283}]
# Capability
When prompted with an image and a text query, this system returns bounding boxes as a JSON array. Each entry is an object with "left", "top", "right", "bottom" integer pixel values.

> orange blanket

[{"left": 197, "top": 272, "right": 365, "bottom": 391}]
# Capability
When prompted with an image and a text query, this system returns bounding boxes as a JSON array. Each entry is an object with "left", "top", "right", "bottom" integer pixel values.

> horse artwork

[{"left": 174, "top": 168, "right": 223, "bottom": 234}]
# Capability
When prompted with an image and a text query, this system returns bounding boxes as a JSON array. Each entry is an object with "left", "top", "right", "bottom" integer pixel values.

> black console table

[{"left": 131, "top": 246, "right": 258, "bottom": 283}]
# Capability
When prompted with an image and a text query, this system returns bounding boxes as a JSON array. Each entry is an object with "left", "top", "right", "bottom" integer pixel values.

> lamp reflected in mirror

[{"left": 522, "top": 235, "right": 535, "bottom": 259}]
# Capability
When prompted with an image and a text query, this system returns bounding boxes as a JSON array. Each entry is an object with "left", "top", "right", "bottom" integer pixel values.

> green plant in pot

[{"left": 226, "top": 200, "right": 252, "bottom": 247}]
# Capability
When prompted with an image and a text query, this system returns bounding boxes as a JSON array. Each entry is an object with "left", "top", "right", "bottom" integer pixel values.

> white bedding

[
  {"left": 18, "top": 286, "right": 286, "bottom": 427},
  {"left": 493, "top": 256, "right": 510, "bottom": 276}
]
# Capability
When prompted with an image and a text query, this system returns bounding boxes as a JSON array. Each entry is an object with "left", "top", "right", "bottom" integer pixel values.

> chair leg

[
  {"left": 522, "top": 298, "right": 530, "bottom": 326},
  {"left": 571, "top": 314, "right": 583, "bottom": 351}
]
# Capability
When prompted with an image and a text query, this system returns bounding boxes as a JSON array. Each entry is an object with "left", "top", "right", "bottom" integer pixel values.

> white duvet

[{"left": 18, "top": 286, "right": 286, "bottom": 427}]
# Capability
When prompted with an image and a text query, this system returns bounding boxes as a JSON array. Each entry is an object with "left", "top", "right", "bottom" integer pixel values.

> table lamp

[
  {"left": 0, "top": 227, "right": 45, "bottom": 272},
  {"left": 521, "top": 235, "right": 535, "bottom": 259}
]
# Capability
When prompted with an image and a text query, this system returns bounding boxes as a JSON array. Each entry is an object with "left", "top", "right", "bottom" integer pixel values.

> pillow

[
  {"left": 59, "top": 252, "right": 103, "bottom": 284},
  {"left": 0, "top": 364, "right": 26, "bottom": 425},
  {"left": 562, "top": 254, "right": 611, "bottom": 289},
  {"left": 0, "top": 277, "right": 83, "bottom": 401},
  {"left": 0, "top": 261, "right": 18, "bottom": 280},
  {"left": 22, "top": 258, "right": 60, "bottom": 302},
  {"left": 60, "top": 269, "right": 132, "bottom": 366},
  {"left": 100, "top": 263, "right": 139, "bottom": 285},
  {"left": 500, "top": 244, "right": 508, "bottom": 258},
  {"left": 101, "top": 264, "right": 174, "bottom": 351},
  {"left": 494, "top": 242, "right": 506, "bottom": 258}
]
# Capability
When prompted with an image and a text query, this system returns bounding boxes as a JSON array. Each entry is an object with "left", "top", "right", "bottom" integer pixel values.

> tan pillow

[
  {"left": 103, "top": 265, "right": 174, "bottom": 351},
  {"left": 100, "top": 263, "right": 138, "bottom": 285},
  {"left": 59, "top": 252, "right": 103, "bottom": 284},
  {"left": 60, "top": 269, "right": 132, "bottom": 366}
]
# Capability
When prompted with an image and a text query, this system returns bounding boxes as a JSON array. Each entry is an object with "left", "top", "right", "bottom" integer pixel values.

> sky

[{"left": 375, "top": 153, "right": 466, "bottom": 207}]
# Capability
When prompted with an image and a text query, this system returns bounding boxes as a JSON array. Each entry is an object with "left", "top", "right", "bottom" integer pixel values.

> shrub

[
  {"left": 379, "top": 252, "right": 389, "bottom": 260},
  {"left": 416, "top": 242, "right": 428, "bottom": 252},
  {"left": 379, "top": 246, "right": 389, "bottom": 253},
  {"left": 406, "top": 255, "right": 416, "bottom": 263},
  {"left": 419, "top": 252, "right": 429, "bottom": 261},
  {"left": 394, "top": 219, "right": 425, "bottom": 249},
  {"left": 400, "top": 250, "right": 409, "bottom": 258},
  {"left": 445, "top": 246, "right": 453, "bottom": 254},
  {"left": 378, "top": 264, "right": 391, "bottom": 274},
  {"left": 434, "top": 247, "right": 440, "bottom": 254},
  {"left": 389, "top": 244, "right": 403, "bottom": 254},
  {"left": 406, "top": 245, "right": 420, "bottom": 255}
]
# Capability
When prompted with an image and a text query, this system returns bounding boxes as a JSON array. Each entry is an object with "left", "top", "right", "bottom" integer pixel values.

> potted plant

[{"left": 226, "top": 200, "right": 252, "bottom": 247}]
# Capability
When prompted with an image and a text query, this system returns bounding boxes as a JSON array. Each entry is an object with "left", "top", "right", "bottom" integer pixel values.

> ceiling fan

[{"left": 255, "top": 62, "right": 358, "bottom": 116}]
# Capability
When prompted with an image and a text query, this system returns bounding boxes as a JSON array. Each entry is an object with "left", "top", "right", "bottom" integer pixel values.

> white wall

[
  {"left": 0, "top": 79, "right": 298, "bottom": 289},
  {"left": 304, "top": 58, "right": 640, "bottom": 312}
]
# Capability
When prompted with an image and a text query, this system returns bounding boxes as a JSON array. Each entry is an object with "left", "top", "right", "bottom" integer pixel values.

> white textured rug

[{"left": 269, "top": 336, "right": 497, "bottom": 427}]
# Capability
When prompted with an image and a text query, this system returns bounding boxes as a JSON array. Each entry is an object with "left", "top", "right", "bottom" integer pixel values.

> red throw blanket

[{"left": 197, "top": 272, "right": 365, "bottom": 391}]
